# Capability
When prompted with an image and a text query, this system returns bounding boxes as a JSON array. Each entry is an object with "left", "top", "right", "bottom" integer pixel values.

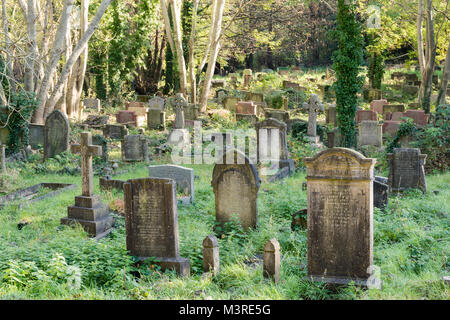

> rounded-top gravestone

[{"left": 44, "top": 110, "right": 70, "bottom": 160}]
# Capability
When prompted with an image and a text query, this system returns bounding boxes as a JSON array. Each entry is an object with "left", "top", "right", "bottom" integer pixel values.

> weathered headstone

[
  {"left": 61, "top": 132, "right": 114, "bottom": 239},
  {"left": 374, "top": 176, "right": 389, "bottom": 210},
  {"left": 327, "top": 128, "right": 341, "bottom": 148},
  {"left": 83, "top": 98, "right": 101, "bottom": 112},
  {"left": 382, "top": 121, "right": 400, "bottom": 137},
  {"left": 29, "top": 124, "right": 44, "bottom": 149},
  {"left": 304, "top": 148, "right": 376, "bottom": 286},
  {"left": 265, "top": 109, "right": 289, "bottom": 123},
  {"left": 148, "top": 96, "right": 166, "bottom": 110},
  {"left": 370, "top": 99, "right": 389, "bottom": 114},
  {"left": 124, "top": 178, "right": 190, "bottom": 277},
  {"left": 103, "top": 124, "right": 127, "bottom": 140},
  {"left": 116, "top": 110, "right": 137, "bottom": 126},
  {"left": 302, "top": 94, "right": 324, "bottom": 144},
  {"left": 263, "top": 238, "right": 280, "bottom": 283},
  {"left": 383, "top": 104, "right": 405, "bottom": 119},
  {"left": 326, "top": 104, "right": 337, "bottom": 127},
  {"left": 44, "top": 110, "right": 70, "bottom": 160},
  {"left": 92, "top": 135, "right": 108, "bottom": 161},
  {"left": 355, "top": 110, "right": 378, "bottom": 124},
  {"left": 387, "top": 148, "right": 427, "bottom": 193},
  {"left": 203, "top": 235, "right": 219, "bottom": 275},
  {"left": 358, "top": 121, "right": 382, "bottom": 148},
  {"left": 121, "top": 135, "right": 149, "bottom": 163},
  {"left": 147, "top": 109, "right": 166, "bottom": 130},
  {"left": 148, "top": 164, "right": 194, "bottom": 204},
  {"left": 243, "top": 69, "right": 253, "bottom": 88},
  {"left": 236, "top": 101, "right": 257, "bottom": 115},
  {"left": 169, "top": 93, "right": 187, "bottom": 129},
  {"left": 404, "top": 110, "right": 429, "bottom": 127},
  {"left": 211, "top": 149, "right": 261, "bottom": 230}
]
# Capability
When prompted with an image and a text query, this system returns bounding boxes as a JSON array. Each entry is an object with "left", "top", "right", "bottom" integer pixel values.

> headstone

[
  {"left": 223, "top": 96, "right": 240, "bottom": 111},
  {"left": 147, "top": 109, "right": 166, "bottom": 130},
  {"left": 264, "top": 109, "right": 289, "bottom": 123},
  {"left": 355, "top": 110, "right": 378, "bottom": 124},
  {"left": 203, "top": 235, "right": 219, "bottom": 274},
  {"left": 169, "top": 93, "right": 188, "bottom": 129},
  {"left": 404, "top": 110, "right": 429, "bottom": 127},
  {"left": 211, "top": 149, "right": 260, "bottom": 230},
  {"left": 122, "top": 135, "right": 149, "bottom": 162},
  {"left": 29, "top": 124, "right": 44, "bottom": 149},
  {"left": 148, "top": 164, "right": 194, "bottom": 204},
  {"left": 383, "top": 104, "right": 405, "bottom": 119},
  {"left": 184, "top": 103, "right": 199, "bottom": 121},
  {"left": 235, "top": 113, "right": 258, "bottom": 125},
  {"left": 302, "top": 94, "right": 324, "bottom": 144},
  {"left": 327, "top": 128, "right": 341, "bottom": 148},
  {"left": 263, "top": 238, "right": 280, "bottom": 283},
  {"left": 370, "top": 99, "right": 389, "bottom": 114},
  {"left": 243, "top": 69, "right": 253, "bottom": 88},
  {"left": 358, "top": 121, "right": 382, "bottom": 148},
  {"left": 245, "top": 92, "right": 264, "bottom": 103},
  {"left": 44, "top": 110, "right": 70, "bottom": 160},
  {"left": 82, "top": 98, "right": 101, "bottom": 112},
  {"left": 61, "top": 132, "right": 114, "bottom": 239},
  {"left": 236, "top": 101, "right": 257, "bottom": 115},
  {"left": 387, "top": 148, "right": 427, "bottom": 193},
  {"left": 124, "top": 178, "right": 190, "bottom": 277},
  {"left": 103, "top": 124, "right": 128, "bottom": 140},
  {"left": 304, "top": 148, "right": 376, "bottom": 287},
  {"left": 136, "top": 95, "right": 150, "bottom": 103},
  {"left": 116, "top": 110, "right": 137, "bottom": 126},
  {"left": 403, "top": 85, "right": 419, "bottom": 96},
  {"left": 148, "top": 96, "right": 166, "bottom": 110},
  {"left": 382, "top": 121, "right": 400, "bottom": 137},
  {"left": 92, "top": 135, "right": 108, "bottom": 161},
  {"left": 374, "top": 176, "right": 389, "bottom": 210},
  {"left": 211, "top": 79, "right": 226, "bottom": 88},
  {"left": 326, "top": 104, "right": 337, "bottom": 127}
]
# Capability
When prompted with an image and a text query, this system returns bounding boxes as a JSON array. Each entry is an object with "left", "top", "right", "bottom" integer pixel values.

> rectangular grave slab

[
  {"left": 29, "top": 124, "right": 44, "bottom": 149},
  {"left": 388, "top": 148, "right": 427, "bottom": 193},
  {"left": 356, "top": 110, "right": 378, "bottom": 124},
  {"left": 358, "top": 121, "right": 382, "bottom": 148},
  {"left": 124, "top": 178, "right": 190, "bottom": 277},
  {"left": 122, "top": 135, "right": 149, "bottom": 162},
  {"left": 148, "top": 164, "right": 194, "bottom": 204},
  {"left": 0, "top": 183, "right": 77, "bottom": 209},
  {"left": 304, "top": 148, "right": 376, "bottom": 287},
  {"left": 103, "top": 124, "right": 128, "bottom": 140},
  {"left": 147, "top": 109, "right": 166, "bottom": 130},
  {"left": 83, "top": 98, "right": 101, "bottom": 112}
]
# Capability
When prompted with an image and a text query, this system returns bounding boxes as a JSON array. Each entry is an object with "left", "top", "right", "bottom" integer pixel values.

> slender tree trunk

[
  {"left": 41, "top": 0, "right": 112, "bottom": 121},
  {"left": 24, "top": 0, "right": 37, "bottom": 92},
  {"left": 188, "top": 0, "right": 199, "bottom": 104},
  {"left": 2, "top": 0, "right": 15, "bottom": 94},
  {"left": 170, "top": 0, "right": 187, "bottom": 95},
  {"left": 197, "top": 0, "right": 217, "bottom": 79},
  {"left": 199, "top": 0, "right": 225, "bottom": 112},
  {"left": 437, "top": 41, "right": 450, "bottom": 106},
  {"left": 417, "top": 0, "right": 425, "bottom": 74}
]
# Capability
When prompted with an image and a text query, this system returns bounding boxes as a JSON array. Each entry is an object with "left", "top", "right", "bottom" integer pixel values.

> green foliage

[
  {"left": 332, "top": 0, "right": 364, "bottom": 148},
  {"left": 368, "top": 52, "right": 385, "bottom": 90},
  {"left": 386, "top": 119, "right": 418, "bottom": 153},
  {"left": 0, "top": 90, "right": 38, "bottom": 154}
]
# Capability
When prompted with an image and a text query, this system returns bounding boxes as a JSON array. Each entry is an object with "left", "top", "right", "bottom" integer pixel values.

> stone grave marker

[
  {"left": 148, "top": 96, "right": 166, "bottom": 110},
  {"left": 124, "top": 178, "right": 190, "bottom": 277},
  {"left": 326, "top": 104, "right": 337, "bottom": 127},
  {"left": 358, "top": 121, "right": 382, "bottom": 148},
  {"left": 263, "top": 238, "right": 280, "bottom": 283},
  {"left": 122, "top": 135, "right": 149, "bottom": 163},
  {"left": 236, "top": 101, "right": 257, "bottom": 115},
  {"left": 116, "top": 110, "right": 137, "bottom": 126},
  {"left": 103, "top": 124, "right": 127, "bottom": 140},
  {"left": 304, "top": 148, "right": 376, "bottom": 287},
  {"left": 370, "top": 99, "right": 389, "bottom": 114},
  {"left": 148, "top": 164, "right": 194, "bottom": 204},
  {"left": 243, "top": 69, "right": 253, "bottom": 88},
  {"left": 61, "top": 132, "right": 114, "bottom": 239},
  {"left": 382, "top": 121, "right": 400, "bottom": 137},
  {"left": 374, "top": 176, "right": 389, "bottom": 210},
  {"left": 92, "top": 135, "right": 108, "bottom": 161},
  {"left": 327, "top": 128, "right": 341, "bottom": 148},
  {"left": 169, "top": 93, "right": 188, "bottom": 129},
  {"left": 29, "top": 124, "right": 44, "bottom": 149},
  {"left": 211, "top": 149, "right": 261, "bottom": 230},
  {"left": 203, "top": 235, "right": 219, "bottom": 274},
  {"left": 265, "top": 109, "right": 289, "bottom": 123},
  {"left": 387, "top": 148, "right": 427, "bottom": 193},
  {"left": 302, "top": 94, "right": 324, "bottom": 144},
  {"left": 147, "top": 109, "right": 166, "bottom": 130},
  {"left": 383, "top": 104, "right": 405, "bottom": 119},
  {"left": 223, "top": 96, "right": 239, "bottom": 111},
  {"left": 83, "top": 98, "right": 101, "bottom": 112},
  {"left": 44, "top": 110, "right": 70, "bottom": 160},
  {"left": 356, "top": 110, "right": 378, "bottom": 124}
]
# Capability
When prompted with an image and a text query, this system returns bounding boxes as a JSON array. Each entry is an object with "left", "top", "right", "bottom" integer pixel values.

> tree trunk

[
  {"left": 417, "top": 0, "right": 425, "bottom": 74},
  {"left": 188, "top": 0, "right": 199, "bottom": 104},
  {"left": 24, "top": 0, "right": 37, "bottom": 92},
  {"left": 199, "top": 0, "right": 225, "bottom": 113},
  {"left": 41, "top": 0, "right": 112, "bottom": 121},
  {"left": 170, "top": 0, "right": 187, "bottom": 95},
  {"left": 437, "top": 41, "right": 450, "bottom": 106},
  {"left": 2, "top": 0, "right": 15, "bottom": 94}
]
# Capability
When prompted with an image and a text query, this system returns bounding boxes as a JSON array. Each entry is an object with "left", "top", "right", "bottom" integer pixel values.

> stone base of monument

[
  {"left": 306, "top": 135, "right": 320, "bottom": 144},
  {"left": 61, "top": 195, "right": 114, "bottom": 240},
  {"left": 306, "top": 275, "right": 380, "bottom": 289},
  {"left": 167, "top": 129, "right": 190, "bottom": 146},
  {"left": 136, "top": 257, "right": 190, "bottom": 277}
]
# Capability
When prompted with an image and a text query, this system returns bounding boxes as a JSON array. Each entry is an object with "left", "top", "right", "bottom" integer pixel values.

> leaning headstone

[
  {"left": 61, "top": 132, "right": 114, "bottom": 239},
  {"left": 304, "top": 148, "right": 376, "bottom": 287},
  {"left": 148, "top": 164, "right": 194, "bottom": 204},
  {"left": 124, "top": 178, "right": 190, "bottom": 277},
  {"left": 29, "top": 124, "right": 44, "bottom": 149},
  {"left": 44, "top": 110, "right": 70, "bottom": 160},
  {"left": 358, "top": 121, "right": 382, "bottom": 148},
  {"left": 387, "top": 148, "right": 427, "bottom": 193},
  {"left": 302, "top": 94, "right": 324, "bottom": 144},
  {"left": 121, "top": 135, "right": 149, "bottom": 163},
  {"left": 263, "top": 238, "right": 280, "bottom": 283},
  {"left": 211, "top": 149, "right": 261, "bottom": 230},
  {"left": 203, "top": 235, "right": 220, "bottom": 275},
  {"left": 374, "top": 176, "right": 389, "bottom": 210}
]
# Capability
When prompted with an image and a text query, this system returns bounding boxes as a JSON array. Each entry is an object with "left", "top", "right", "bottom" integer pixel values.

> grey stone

[
  {"left": 122, "top": 135, "right": 149, "bottom": 162},
  {"left": 263, "top": 238, "right": 280, "bottom": 283},
  {"left": 203, "top": 235, "right": 219, "bottom": 274},
  {"left": 29, "top": 124, "right": 44, "bottom": 149},
  {"left": 388, "top": 148, "right": 427, "bottom": 193},
  {"left": 44, "top": 110, "right": 70, "bottom": 160},
  {"left": 358, "top": 121, "right": 382, "bottom": 148}
]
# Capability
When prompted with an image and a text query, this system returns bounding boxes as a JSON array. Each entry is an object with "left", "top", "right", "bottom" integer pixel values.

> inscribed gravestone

[
  {"left": 211, "top": 149, "right": 261, "bottom": 230},
  {"left": 124, "top": 178, "right": 190, "bottom": 276},
  {"left": 358, "top": 121, "right": 382, "bottom": 148},
  {"left": 355, "top": 110, "right": 378, "bottom": 124},
  {"left": 387, "top": 148, "right": 427, "bottom": 193},
  {"left": 148, "top": 96, "right": 166, "bottom": 110},
  {"left": 148, "top": 164, "right": 194, "bottom": 204},
  {"left": 304, "top": 148, "right": 376, "bottom": 286},
  {"left": 122, "top": 135, "right": 149, "bottom": 162},
  {"left": 29, "top": 124, "right": 44, "bottom": 149},
  {"left": 44, "top": 110, "right": 70, "bottom": 160},
  {"left": 103, "top": 124, "right": 127, "bottom": 140},
  {"left": 83, "top": 98, "right": 101, "bottom": 112},
  {"left": 147, "top": 109, "right": 165, "bottom": 130}
]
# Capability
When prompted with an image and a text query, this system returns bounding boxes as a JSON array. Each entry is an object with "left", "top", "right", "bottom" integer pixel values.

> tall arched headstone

[
  {"left": 211, "top": 149, "right": 260, "bottom": 230},
  {"left": 44, "top": 110, "right": 70, "bottom": 160}
]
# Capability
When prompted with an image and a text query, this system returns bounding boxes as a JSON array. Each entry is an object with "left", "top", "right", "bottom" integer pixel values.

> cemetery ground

[{"left": 0, "top": 66, "right": 448, "bottom": 300}]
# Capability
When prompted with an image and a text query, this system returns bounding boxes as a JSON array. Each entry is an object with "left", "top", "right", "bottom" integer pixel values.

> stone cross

[
  {"left": 302, "top": 94, "right": 324, "bottom": 137},
  {"left": 170, "top": 93, "right": 187, "bottom": 129},
  {"left": 0, "top": 143, "right": 5, "bottom": 173},
  {"left": 71, "top": 132, "right": 102, "bottom": 197}
]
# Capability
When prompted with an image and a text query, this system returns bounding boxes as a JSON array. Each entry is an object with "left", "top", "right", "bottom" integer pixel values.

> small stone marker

[
  {"left": 116, "top": 110, "right": 138, "bottom": 126},
  {"left": 302, "top": 94, "right": 324, "bottom": 144},
  {"left": 304, "top": 148, "right": 376, "bottom": 287},
  {"left": 326, "top": 104, "right": 337, "bottom": 126},
  {"left": 122, "top": 135, "right": 149, "bottom": 163},
  {"left": 61, "top": 132, "right": 114, "bottom": 239},
  {"left": 358, "top": 121, "right": 382, "bottom": 148},
  {"left": 263, "top": 238, "right": 280, "bottom": 283},
  {"left": 29, "top": 124, "right": 44, "bottom": 149},
  {"left": 387, "top": 148, "right": 427, "bottom": 193},
  {"left": 211, "top": 149, "right": 261, "bottom": 230},
  {"left": 0, "top": 143, "right": 6, "bottom": 172},
  {"left": 44, "top": 110, "right": 70, "bottom": 160},
  {"left": 124, "top": 178, "right": 190, "bottom": 277},
  {"left": 203, "top": 235, "right": 220, "bottom": 274},
  {"left": 148, "top": 164, "right": 195, "bottom": 204}
]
